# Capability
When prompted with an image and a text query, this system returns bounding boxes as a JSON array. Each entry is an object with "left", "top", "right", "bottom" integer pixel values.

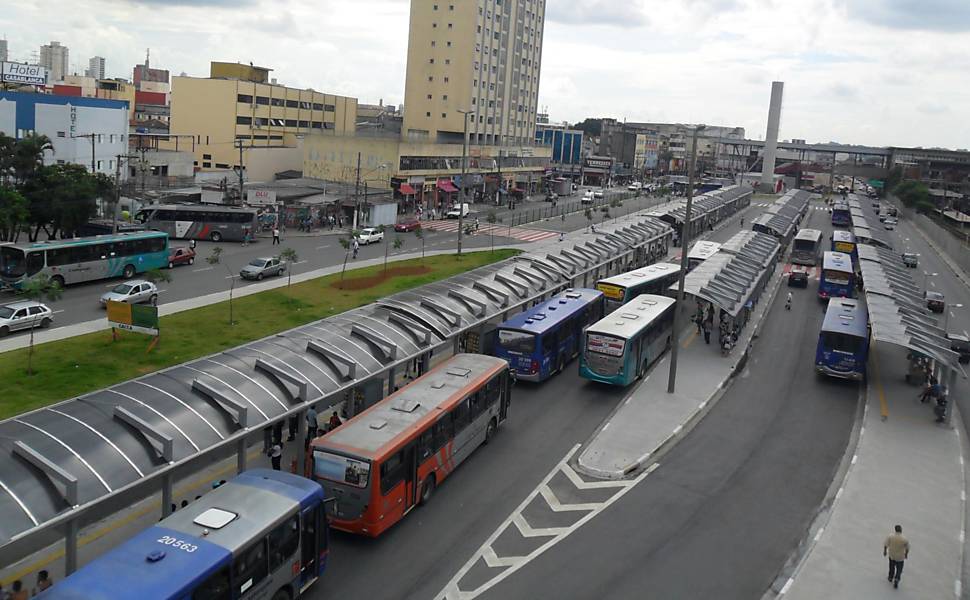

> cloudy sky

[{"left": 3, "top": 0, "right": 968, "bottom": 149}]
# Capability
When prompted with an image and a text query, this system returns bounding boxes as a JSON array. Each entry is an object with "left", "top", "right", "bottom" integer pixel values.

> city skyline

[{"left": 1, "top": 0, "right": 968, "bottom": 150}]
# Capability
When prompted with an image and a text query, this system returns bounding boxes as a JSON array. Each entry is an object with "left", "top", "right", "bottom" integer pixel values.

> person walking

[
  {"left": 189, "top": 238, "right": 197, "bottom": 251},
  {"left": 702, "top": 312, "right": 713, "bottom": 345},
  {"left": 328, "top": 411, "right": 342, "bottom": 431},
  {"left": 272, "top": 226, "right": 281, "bottom": 245},
  {"left": 306, "top": 405, "right": 319, "bottom": 440},
  {"left": 352, "top": 238, "right": 359, "bottom": 259},
  {"left": 786, "top": 291, "right": 793, "bottom": 311},
  {"left": 883, "top": 524, "right": 910, "bottom": 588},
  {"left": 559, "top": 232, "right": 564, "bottom": 243},
  {"left": 695, "top": 305, "right": 705, "bottom": 334},
  {"left": 269, "top": 440, "right": 282, "bottom": 471},
  {"left": 242, "top": 228, "right": 251, "bottom": 246}
]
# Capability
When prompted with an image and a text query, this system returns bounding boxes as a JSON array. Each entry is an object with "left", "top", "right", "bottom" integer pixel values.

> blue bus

[
  {"left": 494, "top": 288, "right": 605, "bottom": 382},
  {"left": 831, "top": 203, "right": 851, "bottom": 227},
  {"left": 815, "top": 297, "right": 869, "bottom": 380},
  {"left": 580, "top": 294, "right": 677, "bottom": 386},
  {"left": 819, "top": 251, "right": 854, "bottom": 301},
  {"left": 40, "top": 469, "right": 330, "bottom": 600},
  {"left": 595, "top": 262, "right": 681, "bottom": 313},
  {"left": 0, "top": 231, "right": 169, "bottom": 289},
  {"left": 831, "top": 230, "right": 857, "bottom": 264}
]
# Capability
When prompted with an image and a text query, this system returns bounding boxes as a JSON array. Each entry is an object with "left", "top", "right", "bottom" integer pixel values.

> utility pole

[
  {"left": 457, "top": 109, "right": 473, "bottom": 258},
  {"left": 72, "top": 133, "right": 98, "bottom": 174},
  {"left": 113, "top": 154, "right": 124, "bottom": 234},
  {"left": 667, "top": 124, "right": 704, "bottom": 394},
  {"left": 353, "top": 151, "right": 361, "bottom": 230},
  {"left": 235, "top": 140, "right": 245, "bottom": 205}
]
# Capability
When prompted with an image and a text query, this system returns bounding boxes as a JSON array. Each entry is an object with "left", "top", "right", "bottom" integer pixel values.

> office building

[
  {"left": 39, "top": 41, "right": 69, "bottom": 82},
  {"left": 87, "top": 56, "right": 105, "bottom": 80},
  {"left": 168, "top": 61, "right": 357, "bottom": 173},
  {"left": 536, "top": 122, "right": 583, "bottom": 178},
  {"left": 0, "top": 91, "right": 128, "bottom": 176},
  {"left": 402, "top": 0, "right": 545, "bottom": 146}
]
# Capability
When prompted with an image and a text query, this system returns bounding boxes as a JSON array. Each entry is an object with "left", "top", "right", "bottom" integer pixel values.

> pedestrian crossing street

[{"left": 418, "top": 219, "right": 560, "bottom": 242}]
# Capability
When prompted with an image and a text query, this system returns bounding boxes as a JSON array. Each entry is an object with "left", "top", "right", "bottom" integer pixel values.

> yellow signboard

[
  {"left": 834, "top": 242, "right": 855, "bottom": 254},
  {"left": 595, "top": 283, "right": 625, "bottom": 301},
  {"left": 107, "top": 300, "right": 159, "bottom": 336}
]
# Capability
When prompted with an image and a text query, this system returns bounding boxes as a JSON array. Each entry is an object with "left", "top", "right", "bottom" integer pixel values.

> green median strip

[{"left": 0, "top": 250, "right": 518, "bottom": 420}]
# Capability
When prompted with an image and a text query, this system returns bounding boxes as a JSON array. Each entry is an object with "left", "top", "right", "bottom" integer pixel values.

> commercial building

[
  {"left": 39, "top": 41, "right": 68, "bottom": 83},
  {"left": 889, "top": 146, "right": 970, "bottom": 205},
  {"left": 167, "top": 61, "right": 357, "bottom": 175},
  {"left": 402, "top": 0, "right": 545, "bottom": 146},
  {"left": 0, "top": 91, "right": 129, "bottom": 177},
  {"left": 536, "top": 122, "right": 583, "bottom": 179},
  {"left": 599, "top": 119, "right": 745, "bottom": 176},
  {"left": 55, "top": 75, "right": 137, "bottom": 124},
  {"left": 87, "top": 56, "right": 105, "bottom": 80}
]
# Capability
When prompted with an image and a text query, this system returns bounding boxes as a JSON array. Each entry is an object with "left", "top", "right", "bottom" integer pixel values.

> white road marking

[
  {"left": 931, "top": 281, "right": 937, "bottom": 288},
  {"left": 315, "top": 245, "right": 331, "bottom": 250},
  {"left": 192, "top": 266, "right": 214, "bottom": 272},
  {"left": 293, "top": 260, "right": 307, "bottom": 265},
  {"left": 52, "top": 310, "right": 65, "bottom": 314}
]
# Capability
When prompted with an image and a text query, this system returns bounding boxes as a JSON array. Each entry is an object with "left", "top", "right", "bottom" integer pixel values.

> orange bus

[{"left": 310, "top": 353, "right": 512, "bottom": 537}]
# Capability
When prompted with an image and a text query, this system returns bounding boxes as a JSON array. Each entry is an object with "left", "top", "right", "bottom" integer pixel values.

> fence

[{"left": 504, "top": 191, "right": 658, "bottom": 227}]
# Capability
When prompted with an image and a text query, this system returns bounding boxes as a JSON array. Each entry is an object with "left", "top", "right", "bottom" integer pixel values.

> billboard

[
  {"left": 107, "top": 301, "right": 159, "bottom": 336},
  {"left": 247, "top": 189, "right": 277, "bottom": 206},
  {"left": 1, "top": 62, "right": 48, "bottom": 86}
]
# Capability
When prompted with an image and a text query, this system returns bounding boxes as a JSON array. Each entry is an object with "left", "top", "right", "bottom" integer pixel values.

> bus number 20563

[{"left": 156, "top": 535, "right": 198, "bottom": 553}]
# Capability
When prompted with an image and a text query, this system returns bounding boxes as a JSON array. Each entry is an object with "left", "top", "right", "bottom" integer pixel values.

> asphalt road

[{"left": 304, "top": 198, "right": 856, "bottom": 599}]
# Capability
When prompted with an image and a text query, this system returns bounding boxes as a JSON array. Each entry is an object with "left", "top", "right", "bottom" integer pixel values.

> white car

[
  {"left": 446, "top": 203, "right": 470, "bottom": 218},
  {"left": 627, "top": 182, "right": 642, "bottom": 191},
  {"left": 100, "top": 280, "right": 159, "bottom": 307},
  {"left": 593, "top": 189, "right": 605, "bottom": 199},
  {"left": 356, "top": 227, "right": 384, "bottom": 244},
  {"left": 581, "top": 191, "right": 595, "bottom": 204},
  {"left": 0, "top": 301, "right": 54, "bottom": 337},
  {"left": 884, "top": 218, "right": 897, "bottom": 230}
]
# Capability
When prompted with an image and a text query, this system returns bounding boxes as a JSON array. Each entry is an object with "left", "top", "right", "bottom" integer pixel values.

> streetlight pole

[
  {"left": 667, "top": 124, "right": 704, "bottom": 394},
  {"left": 457, "top": 109, "right": 473, "bottom": 258}
]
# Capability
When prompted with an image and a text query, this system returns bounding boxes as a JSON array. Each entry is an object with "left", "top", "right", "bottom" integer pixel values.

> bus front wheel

[
  {"left": 122, "top": 264, "right": 136, "bottom": 279},
  {"left": 270, "top": 589, "right": 291, "bottom": 600},
  {"left": 419, "top": 476, "right": 436, "bottom": 505},
  {"left": 484, "top": 418, "right": 497, "bottom": 445}
]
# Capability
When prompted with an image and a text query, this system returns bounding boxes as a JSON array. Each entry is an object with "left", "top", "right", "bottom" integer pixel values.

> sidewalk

[
  {"left": 577, "top": 259, "right": 784, "bottom": 478},
  {"left": 777, "top": 342, "right": 966, "bottom": 599}
]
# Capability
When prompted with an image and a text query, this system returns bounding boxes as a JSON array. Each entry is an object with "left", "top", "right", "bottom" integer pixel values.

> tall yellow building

[
  {"left": 402, "top": 0, "right": 545, "bottom": 146},
  {"left": 168, "top": 62, "right": 357, "bottom": 172}
]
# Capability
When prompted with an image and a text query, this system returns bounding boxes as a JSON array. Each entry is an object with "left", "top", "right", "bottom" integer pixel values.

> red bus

[{"left": 310, "top": 353, "right": 512, "bottom": 537}]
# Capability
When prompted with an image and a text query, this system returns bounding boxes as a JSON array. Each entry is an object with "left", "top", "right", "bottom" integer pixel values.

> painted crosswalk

[{"left": 418, "top": 220, "right": 560, "bottom": 242}]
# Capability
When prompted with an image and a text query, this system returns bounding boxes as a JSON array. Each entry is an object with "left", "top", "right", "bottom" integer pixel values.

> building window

[
  {"left": 312, "top": 102, "right": 323, "bottom": 110},
  {"left": 255, "top": 96, "right": 269, "bottom": 105},
  {"left": 215, "top": 163, "right": 230, "bottom": 169},
  {"left": 286, "top": 99, "right": 299, "bottom": 108},
  {"left": 298, "top": 120, "right": 309, "bottom": 127},
  {"left": 433, "top": 22, "right": 437, "bottom": 28},
  {"left": 448, "top": 23, "right": 453, "bottom": 28},
  {"left": 56, "top": 159, "right": 65, "bottom": 165},
  {"left": 447, "top": 41, "right": 452, "bottom": 47},
  {"left": 236, "top": 116, "right": 252, "bottom": 125},
  {"left": 324, "top": 104, "right": 335, "bottom": 112},
  {"left": 311, "top": 121, "right": 322, "bottom": 129},
  {"left": 203, "top": 162, "right": 211, "bottom": 168},
  {"left": 433, "top": 3, "right": 437, "bottom": 8},
  {"left": 426, "top": 112, "right": 432, "bottom": 117},
  {"left": 271, "top": 98, "right": 285, "bottom": 107},
  {"left": 428, "top": 76, "right": 434, "bottom": 82},
  {"left": 237, "top": 94, "right": 253, "bottom": 104},
  {"left": 429, "top": 58, "right": 435, "bottom": 64},
  {"left": 57, "top": 131, "right": 65, "bottom": 138},
  {"left": 203, "top": 153, "right": 212, "bottom": 160},
  {"left": 444, "top": 76, "right": 449, "bottom": 83},
  {"left": 442, "top": 113, "right": 447, "bottom": 118},
  {"left": 443, "top": 95, "right": 448, "bottom": 100},
  {"left": 285, "top": 119, "right": 297, "bottom": 127},
  {"left": 449, "top": 4, "right": 454, "bottom": 9},
  {"left": 431, "top": 40, "right": 436, "bottom": 47},
  {"left": 445, "top": 59, "right": 450, "bottom": 65},
  {"left": 427, "top": 94, "right": 433, "bottom": 100},
  {"left": 97, "top": 160, "right": 103, "bottom": 170}
]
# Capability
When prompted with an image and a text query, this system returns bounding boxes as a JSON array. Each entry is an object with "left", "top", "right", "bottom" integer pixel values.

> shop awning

[
  {"left": 437, "top": 180, "right": 459, "bottom": 193},
  {"left": 400, "top": 183, "right": 416, "bottom": 195}
]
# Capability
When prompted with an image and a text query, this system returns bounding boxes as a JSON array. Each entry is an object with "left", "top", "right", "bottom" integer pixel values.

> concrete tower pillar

[{"left": 760, "top": 81, "right": 784, "bottom": 193}]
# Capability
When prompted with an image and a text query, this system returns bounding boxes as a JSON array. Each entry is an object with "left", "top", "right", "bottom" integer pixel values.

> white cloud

[{"left": 1, "top": 0, "right": 966, "bottom": 149}]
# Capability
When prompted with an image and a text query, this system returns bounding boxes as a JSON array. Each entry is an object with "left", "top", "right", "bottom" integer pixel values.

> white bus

[
  {"left": 791, "top": 228, "right": 824, "bottom": 266},
  {"left": 686, "top": 240, "right": 722, "bottom": 271},
  {"left": 594, "top": 263, "right": 681, "bottom": 313}
]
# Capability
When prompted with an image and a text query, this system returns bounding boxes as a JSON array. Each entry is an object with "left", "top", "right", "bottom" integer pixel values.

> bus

[
  {"left": 136, "top": 204, "right": 259, "bottom": 243},
  {"left": 815, "top": 298, "right": 869, "bottom": 380},
  {"left": 595, "top": 262, "right": 681, "bottom": 313},
  {"left": 686, "top": 240, "right": 722, "bottom": 271},
  {"left": 831, "top": 203, "right": 852, "bottom": 227},
  {"left": 831, "top": 230, "right": 857, "bottom": 263},
  {"left": 493, "top": 288, "right": 605, "bottom": 382},
  {"left": 579, "top": 294, "right": 677, "bottom": 386},
  {"left": 819, "top": 251, "right": 855, "bottom": 301},
  {"left": 311, "top": 353, "right": 511, "bottom": 537},
  {"left": 0, "top": 231, "right": 169, "bottom": 289},
  {"left": 791, "top": 228, "right": 824, "bottom": 266},
  {"left": 39, "top": 469, "right": 330, "bottom": 600}
]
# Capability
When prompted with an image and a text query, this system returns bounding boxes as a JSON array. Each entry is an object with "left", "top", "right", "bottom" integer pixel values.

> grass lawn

[{"left": 0, "top": 250, "right": 517, "bottom": 420}]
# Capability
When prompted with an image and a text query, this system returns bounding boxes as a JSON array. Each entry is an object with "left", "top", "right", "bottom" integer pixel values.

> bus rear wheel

[
  {"left": 50, "top": 275, "right": 65, "bottom": 289},
  {"left": 484, "top": 418, "right": 497, "bottom": 445},
  {"left": 122, "top": 264, "right": 136, "bottom": 279},
  {"left": 209, "top": 231, "right": 222, "bottom": 243},
  {"left": 419, "top": 476, "right": 436, "bottom": 505},
  {"left": 270, "top": 589, "right": 291, "bottom": 600}
]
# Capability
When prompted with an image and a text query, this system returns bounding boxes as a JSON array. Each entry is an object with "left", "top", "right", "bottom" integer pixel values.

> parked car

[
  {"left": 0, "top": 301, "right": 54, "bottom": 337},
  {"left": 239, "top": 257, "right": 286, "bottom": 280},
  {"left": 925, "top": 290, "right": 945, "bottom": 313},
  {"left": 581, "top": 191, "right": 595, "bottom": 205},
  {"left": 593, "top": 189, "right": 605, "bottom": 199},
  {"left": 100, "top": 280, "right": 158, "bottom": 307},
  {"left": 788, "top": 266, "right": 809, "bottom": 288},
  {"left": 394, "top": 219, "right": 421, "bottom": 233},
  {"left": 901, "top": 253, "right": 919, "bottom": 268},
  {"left": 168, "top": 246, "right": 196, "bottom": 268},
  {"left": 947, "top": 333, "right": 970, "bottom": 364},
  {"left": 355, "top": 227, "right": 385, "bottom": 244}
]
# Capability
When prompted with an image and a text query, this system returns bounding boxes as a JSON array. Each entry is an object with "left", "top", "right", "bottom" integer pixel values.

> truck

[{"left": 446, "top": 203, "right": 470, "bottom": 218}]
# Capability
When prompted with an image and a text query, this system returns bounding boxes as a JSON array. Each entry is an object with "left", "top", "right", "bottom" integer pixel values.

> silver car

[
  {"left": 100, "top": 280, "right": 159, "bottom": 307},
  {"left": 240, "top": 257, "right": 286, "bottom": 280},
  {"left": 0, "top": 301, "right": 54, "bottom": 336}
]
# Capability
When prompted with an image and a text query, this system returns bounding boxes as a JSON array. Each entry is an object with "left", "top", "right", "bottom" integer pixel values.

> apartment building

[{"left": 39, "top": 41, "right": 69, "bottom": 83}]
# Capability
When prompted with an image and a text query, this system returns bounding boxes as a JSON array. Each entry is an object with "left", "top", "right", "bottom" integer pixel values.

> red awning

[
  {"left": 399, "top": 183, "right": 416, "bottom": 195},
  {"left": 437, "top": 180, "right": 459, "bottom": 193}
]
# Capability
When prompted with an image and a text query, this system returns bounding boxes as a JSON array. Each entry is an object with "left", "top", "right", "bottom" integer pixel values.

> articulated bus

[
  {"left": 494, "top": 288, "right": 605, "bottom": 382},
  {"left": 311, "top": 354, "right": 511, "bottom": 537},
  {"left": 831, "top": 203, "right": 852, "bottom": 228},
  {"left": 136, "top": 204, "right": 259, "bottom": 243},
  {"left": 40, "top": 470, "right": 330, "bottom": 600},
  {"left": 686, "top": 240, "right": 722, "bottom": 271},
  {"left": 791, "top": 228, "right": 824, "bottom": 266},
  {"left": 0, "top": 231, "right": 169, "bottom": 289},
  {"left": 580, "top": 294, "right": 677, "bottom": 386},
  {"left": 815, "top": 297, "right": 869, "bottom": 380},
  {"left": 595, "top": 262, "right": 681, "bottom": 313},
  {"left": 831, "top": 230, "right": 858, "bottom": 264},
  {"left": 818, "top": 251, "right": 855, "bottom": 301}
]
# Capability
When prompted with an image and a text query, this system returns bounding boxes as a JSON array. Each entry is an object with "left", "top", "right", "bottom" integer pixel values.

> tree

[
  {"left": 17, "top": 275, "right": 62, "bottom": 376},
  {"left": 142, "top": 267, "right": 172, "bottom": 288},
  {"left": 206, "top": 247, "right": 236, "bottom": 325},
  {"left": 0, "top": 185, "right": 28, "bottom": 242},
  {"left": 884, "top": 166, "right": 904, "bottom": 193},
  {"left": 389, "top": 236, "right": 403, "bottom": 273},
  {"left": 414, "top": 227, "right": 426, "bottom": 261},
  {"left": 337, "top": 233, "right": 355, "bottom": 284},
  {"left": 279, "top": 247, "right": 299, "bottom": 287},
  {"left": 11, "top": 134, "right": 54, "bottom": 186},
  {"left": 895, "top": 180, "right": 929, "bottom": 209},
  {"left": 20, "top": 164, "right": 99, "bottom": 240},
  {"left": 486, "top": 209, "right": 499, "bottom": 253}
]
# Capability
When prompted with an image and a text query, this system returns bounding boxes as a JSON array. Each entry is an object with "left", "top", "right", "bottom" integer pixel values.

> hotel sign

[{"left": 1, "top": 62, "right": 47, "bottom": 86}]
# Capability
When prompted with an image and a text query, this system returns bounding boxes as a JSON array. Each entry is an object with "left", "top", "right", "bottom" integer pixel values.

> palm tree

[
  {"left": 17, "top": 275, "right": 62, "bottom": 375},
  {"left": 12, "top": 134, "right": 54, "bottom": 186}
]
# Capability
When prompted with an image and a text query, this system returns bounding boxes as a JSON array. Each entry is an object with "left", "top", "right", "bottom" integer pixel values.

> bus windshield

[
  {"left": 821, "top": 331, "right": 863, "bottom": 354},
  {"left": 793, "top": 239, "right": 816, "bottom": 252},
  {"left": 0, "top": 246, "right": 25, "bottom": 277},
  {"left": 497, "top": 329, "right": 536, "bottom": 353},
  {"left": 823, "top": 269, "right": 851, "bottom": 286},
  {"left": 313, "top": 450, "right": 370, "bottom": 488}
]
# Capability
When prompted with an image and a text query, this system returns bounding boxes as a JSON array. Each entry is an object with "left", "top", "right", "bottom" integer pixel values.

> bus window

[
  {"left": 418, "top": 429, "right": 434, "bottom": 460},
  {"left": 268, "top": 515, "right": 300, "bottom": 570},
  {"left": 432, "top": 417, "right": 452, "bottom": 450},
  {"left": 192, "top": 566, "right": 230, "bottom": 600},
  {"left": 380, "top": 452, "right": 405, "bottom": 496},
  {"left": 233, "top": 539, "right": 268, "bottom": 595},
  {"left": 821, "top": 331, "right": 863, "bottom": 354},
  {"left": 469, "top": 391, "right": 484, "bottom": 419},
  {"left": 26, "top": 251, "right": 44, "bottom": 277},
  {"left": 452, "top": 399, "right": 470, "bottom": 432},
  {"left": 497, "top": 329, "right": 535, "bottom": 353}
]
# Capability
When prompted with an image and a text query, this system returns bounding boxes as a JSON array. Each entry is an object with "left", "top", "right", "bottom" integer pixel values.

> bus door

[
  {"left": 403, "top": 442, "right": 418, "bottom": 513},
  {"left": 300, "top": 505, "right": 320, "bottom": 587},
  {"left": 500, "top": 372, "right": 511, "bottom": 422}
]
